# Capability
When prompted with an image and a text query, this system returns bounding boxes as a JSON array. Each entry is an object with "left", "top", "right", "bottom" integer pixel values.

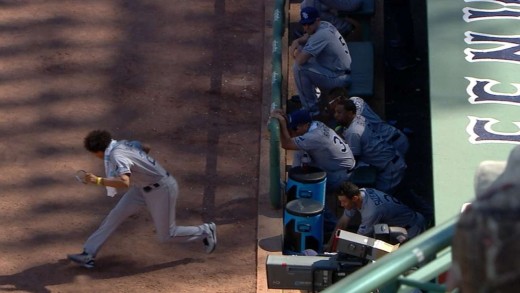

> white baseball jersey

[
  {"left": 350, "top": 96, "right": 409, "bottom": 157},
  {"left": 292, "top": 121, "right": 355, "bottom": 173},
  {"left": 339, "top": 116, "right": 407, "bottom": 193},
  {"left": 340, "top": 115, "right": 397, "bottom": 169},
  {"left": 110, "top": 140, "right": 169, "bottom": 187}
]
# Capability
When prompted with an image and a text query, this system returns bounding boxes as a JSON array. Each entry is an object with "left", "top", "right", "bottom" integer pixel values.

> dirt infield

[{"left": 0, "top": 1, "right": 266, "bottom": 292}]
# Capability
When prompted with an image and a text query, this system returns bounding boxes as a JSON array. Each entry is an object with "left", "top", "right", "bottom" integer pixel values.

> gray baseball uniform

[
  {"left": 83, "top": 140, "right": 208, "bottom": 257},
  {"left": 294, "top": 21, "right": 352, "bottom": 114},
  {"left": 292, "top": 121, "right": 355, "bottom": 190},
  {"left": 339, "top": 115, "right": 406, "bottom": 194},
  {"left": 350, "top": 96, "right": 409, "bottom": 157},
  {"left": 344, "top": 188, "right": 425, "bottom": 238}
]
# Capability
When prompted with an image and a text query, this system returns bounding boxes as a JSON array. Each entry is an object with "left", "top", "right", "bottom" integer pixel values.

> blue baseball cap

[
  {"left": 288, "top": 109, "right": 312, "bottom": 130},
  {"left": 300, "top": 7, "right": 319, "bottom": 25}
]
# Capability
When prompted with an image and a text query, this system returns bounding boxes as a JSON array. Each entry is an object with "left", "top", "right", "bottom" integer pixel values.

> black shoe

[
  {"left": 290, "top": 95, "right": 301, "bottom": 103},
  {"left": 67, "top": 251, "right": 95, "bottom": 269}
]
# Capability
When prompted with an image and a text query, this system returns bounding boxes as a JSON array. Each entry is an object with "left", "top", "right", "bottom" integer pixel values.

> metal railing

[
  {"left": 323, "top": 216, "right": 457, "bottom": 293},
  {"left": 268, "top": 0, "right": 286, "bottom": 209}
]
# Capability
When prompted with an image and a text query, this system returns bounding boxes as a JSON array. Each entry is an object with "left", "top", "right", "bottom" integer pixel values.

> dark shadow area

[
  {"left": 384, "top": 0, "right": 434, "bottom": 224},
  {"left": 0, "top": 257, "right": 201, "bottom": 293},
  {"left": 213, "top": 197, "right": 257, "bottom": 224},
  {"left": 258, "top": 234, "right": 283, "bottom": 252}
]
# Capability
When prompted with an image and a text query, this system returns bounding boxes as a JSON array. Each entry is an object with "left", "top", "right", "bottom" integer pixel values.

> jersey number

[
  {"left": 333, "top": 135, "right": 347, "bottom": 152},
  {"left": 337, "top": 35, "right": 349, "bottom": 55}
]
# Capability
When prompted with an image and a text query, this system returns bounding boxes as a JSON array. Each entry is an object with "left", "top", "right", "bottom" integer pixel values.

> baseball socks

[{"left": 202, "top": 222, "right": 217, "bottom": 253}]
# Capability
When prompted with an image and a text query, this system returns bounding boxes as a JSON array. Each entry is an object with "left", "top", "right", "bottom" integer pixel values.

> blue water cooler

[
  {"left": 283, "top": 198, "right": 324, "bottom": 254},
  {"left": 285, "top": 166, "right": 327, "bottom": 205}
]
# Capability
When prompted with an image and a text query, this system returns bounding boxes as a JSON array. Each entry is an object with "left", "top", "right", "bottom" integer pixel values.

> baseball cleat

[
  {"left": 202, "top": 222, "right": 217, "bottom": 254},
  {"left": 67, "top": 251, "right": 95, "bottom": 269}
]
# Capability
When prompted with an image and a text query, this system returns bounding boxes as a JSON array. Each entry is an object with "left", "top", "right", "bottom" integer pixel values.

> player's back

[
  {"left": 343, "top": 116, "right": 398, "bottom": 169},
  {"left": 110, "top": 141, "right": 168, "bottom": 186},
  {"left": 295, "top": 121, "right": 355, "bottom": 172},
  {"left": 305, "top": 21, "right": 351, "bottom": 72},
  {"left": 361, "top": 188, "right": 421, "bottom": 234},
  {"left": 350, "top": 96, "right": 409, "bottom": 156}
]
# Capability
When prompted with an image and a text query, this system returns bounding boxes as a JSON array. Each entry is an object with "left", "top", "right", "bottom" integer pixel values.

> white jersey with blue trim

[
  {"left": 340, "top": 115, "right": 398, "bottom": 170},
  {"left": 292, "top": 121, "right": 355, "bottom": 172},
  {"left": 109, "top": 140, "right": 169, "bottom": 187},
  {"left": 303, "top": 21, "right": 351, "bottom": 74},
  {"left": 350, "top": 96, "right": 383, "bottom": 125},
  {"left": 350, "top": 96, "right": 409, "bottom": 156}
]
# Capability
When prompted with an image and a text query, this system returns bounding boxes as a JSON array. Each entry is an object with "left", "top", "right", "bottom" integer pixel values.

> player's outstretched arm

[{"left": 85, "top": 172, "right": 131, "bottom": 189}]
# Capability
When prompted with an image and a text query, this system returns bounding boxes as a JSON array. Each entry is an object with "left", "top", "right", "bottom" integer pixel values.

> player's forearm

[
  {"left": 295, "top": 33, "right": 309, "bottom": 45},
  {"left": 326, "top": 215, "right": 351, "bottom": 251},
  {"left": 279, "top": 137, "right": 297, "bottom": 150},
  {"left": 279, "top": 125, "right": 299, "bottom": 150},
  {"left": 87, "top": 173, "right": 130, "bottom": 189},
  {"left": 290, "top": 34, "right": 309, "bottom": 59},
  {"left": 99, "top": 177, "right": 130, "bottom": 189},
  {"left": 337, "top": 214, "right": 350, "bottom": 231}
]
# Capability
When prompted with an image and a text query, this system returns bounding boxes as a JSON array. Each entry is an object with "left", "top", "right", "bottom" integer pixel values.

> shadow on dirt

[
  {"left": 0, "top": 257, "right": 203, "bottom": 293},
  {"left": 213, "top": 197, "right": 257, "bottom": 225}
]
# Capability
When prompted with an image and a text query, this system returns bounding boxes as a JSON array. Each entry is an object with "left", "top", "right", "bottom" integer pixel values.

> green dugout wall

[{"left": 427, "top": 0, "right": 520, "bottom": 223}]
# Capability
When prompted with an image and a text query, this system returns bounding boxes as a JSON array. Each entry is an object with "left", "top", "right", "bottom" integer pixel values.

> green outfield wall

[{"left": 427, "top": 0, "right": 520, "bottom": 223}]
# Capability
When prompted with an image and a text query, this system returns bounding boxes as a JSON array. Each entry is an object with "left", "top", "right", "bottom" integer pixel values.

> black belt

[
  {"left": 143, "top": 183, "right": 160, "bottom": 192},
  {"left": 344, "top": 69, "right": 351, "bottom": 75},
  {"left": 143, "top": 172, "right": 170, "bottom": 192},
  {"left": 390, "top": 132, "right": 401, "bottom": 143}
]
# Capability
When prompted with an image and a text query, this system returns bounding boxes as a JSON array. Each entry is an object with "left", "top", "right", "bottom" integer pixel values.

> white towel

[{"left": 104, "top": 140, "right": 118, "bottom": 197}]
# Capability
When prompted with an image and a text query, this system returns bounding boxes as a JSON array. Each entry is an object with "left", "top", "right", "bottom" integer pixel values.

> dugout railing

[
  {"left": 322, "top": 216, "right": 456, "bottom": 293},
  {"left": 267, "top": 0, "right": 285, "bottom": 210}
]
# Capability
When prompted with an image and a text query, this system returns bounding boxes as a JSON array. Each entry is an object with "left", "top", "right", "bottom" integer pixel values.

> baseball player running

[
  {"left": 290, "top": 6, "right": 352, "bottom": 116},
  {"left": 68, "top": 130, "right": 217, "bottom": 269}
]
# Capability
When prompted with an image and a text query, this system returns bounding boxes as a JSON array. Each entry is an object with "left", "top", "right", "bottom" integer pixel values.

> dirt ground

[{"left": 0, "top": 1, "right": 266, "bottom": 292}]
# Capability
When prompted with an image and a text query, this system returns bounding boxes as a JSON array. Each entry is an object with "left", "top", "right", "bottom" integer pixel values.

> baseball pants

[
  {"left": 375, "top": 156, "right": 407, "bottom": 195},
  {"left": 293, "top": 63, "right": 351, "bottom": 115},
  {"left": 83, "top": 176, "right": 206, "bottom": 257}
]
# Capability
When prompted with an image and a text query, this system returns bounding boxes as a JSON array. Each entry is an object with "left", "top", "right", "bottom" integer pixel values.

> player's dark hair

[
  {"left": 84, "top": 130, "right": 112, "bottom": 153},
  {"left": 328, "top": 87, "right": 349, "bottom": 99},
  {"left": 335, "top": 98, "right": 357, "bottom": 114},
  {"left": 335, "top": 181, "right": 360, "bottom": 199}
]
